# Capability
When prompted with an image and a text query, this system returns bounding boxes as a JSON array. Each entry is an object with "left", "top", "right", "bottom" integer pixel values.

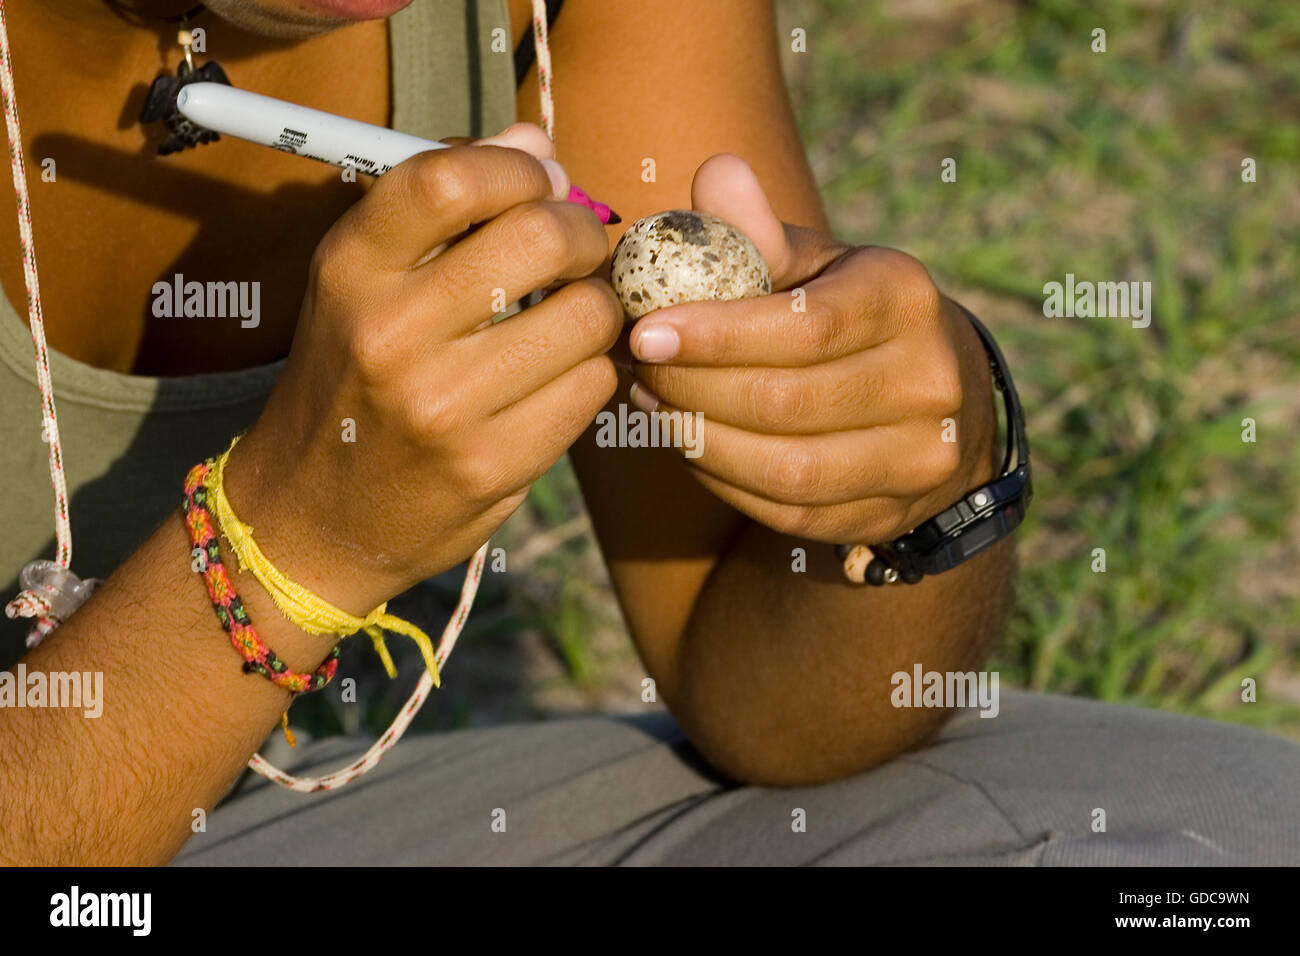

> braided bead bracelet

[
  {"left": 182, "top": 458, "right": 340, "bottom": 694},
  {"left": 183, "top": 450, "right": 489, "bottom": 791}
]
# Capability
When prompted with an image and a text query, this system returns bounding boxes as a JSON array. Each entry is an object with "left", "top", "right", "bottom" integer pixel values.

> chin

[{"left": 202, "top": 0, "right": 414, "bottom": 38}]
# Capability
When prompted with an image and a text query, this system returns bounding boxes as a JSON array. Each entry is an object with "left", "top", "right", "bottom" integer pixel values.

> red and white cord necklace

[
  {"left": 0, "top": 0, "right": 97, "bottom": 648},
  {"left": 0, "top": 0, "right": 557, "bottom": 791}
]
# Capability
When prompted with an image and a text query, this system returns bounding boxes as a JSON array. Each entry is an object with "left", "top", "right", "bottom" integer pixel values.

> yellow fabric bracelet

[{"left": 206, "top": 433, "right": 440, "bottom": 687}]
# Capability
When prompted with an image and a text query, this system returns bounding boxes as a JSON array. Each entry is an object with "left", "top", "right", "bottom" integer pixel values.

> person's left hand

[{"left": 626, "top": 154, "right": 998, "bottom": 545}]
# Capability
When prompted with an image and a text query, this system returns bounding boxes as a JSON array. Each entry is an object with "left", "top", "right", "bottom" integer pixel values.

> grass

[
  {"left": 780, "top": 0, "right": 1300, "bottom": 735},
  {"left": 293, "top": 0, "right": 1300, "bottom": 744}
]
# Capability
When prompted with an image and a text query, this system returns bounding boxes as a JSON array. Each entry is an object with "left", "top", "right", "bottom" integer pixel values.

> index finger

[
  {"left": 337, "top": 144, "right": 567, "bottom": 271},
  {"left": 627, "top": 247, "right": 912, "bottom": 368}
]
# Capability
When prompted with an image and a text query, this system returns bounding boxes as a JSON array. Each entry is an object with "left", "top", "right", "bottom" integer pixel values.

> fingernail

[
  {"left": 540, "top": 158, "right": 569, "bottom": 200},
  {"left": 473, "top": 122, "right": 531, "bottom": 148},
  {"left": 629, "top": 382, "right": 660, "bottom": 414},
  {"left": 633, "top": 324, "right": 679, "bottom": 362}
]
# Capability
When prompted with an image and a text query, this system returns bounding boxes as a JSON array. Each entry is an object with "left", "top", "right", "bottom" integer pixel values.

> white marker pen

[{"left": 173, "top": 82, "right": 619, "bottom": 223}]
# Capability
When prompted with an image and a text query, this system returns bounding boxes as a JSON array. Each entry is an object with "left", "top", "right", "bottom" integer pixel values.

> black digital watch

[{"left": 835, "top": 304, "right": 1031, "bottom": 585}]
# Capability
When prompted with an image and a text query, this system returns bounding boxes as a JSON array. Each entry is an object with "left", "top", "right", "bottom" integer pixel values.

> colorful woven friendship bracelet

[{"left": 182, "top": 458, "right": 339, "bottom": 694}]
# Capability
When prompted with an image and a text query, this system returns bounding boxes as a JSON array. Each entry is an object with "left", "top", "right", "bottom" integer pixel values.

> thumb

[
  {"left": 468, "top": 122, "right": 556, "bottom": 159},
  {"left": 690, "top": 153, "right": 847, "bottom": 290}
]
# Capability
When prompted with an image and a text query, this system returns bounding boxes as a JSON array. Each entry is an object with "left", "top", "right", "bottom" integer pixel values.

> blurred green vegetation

[
  {"left": 782, "top": 0, "right": 1300, "bottom": 734},
  {"left": 292, "top": 0, "right": 1300, "bottom": 745}
]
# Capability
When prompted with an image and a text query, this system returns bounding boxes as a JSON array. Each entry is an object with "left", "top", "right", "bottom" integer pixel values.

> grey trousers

[{"left": 174, "top": 690, "right": 1300, "bottom": 865}]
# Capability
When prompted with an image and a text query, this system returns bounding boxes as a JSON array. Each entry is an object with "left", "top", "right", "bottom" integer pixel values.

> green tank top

[{"left": 0, "top": 0, "right": 517, "bottom": 667}]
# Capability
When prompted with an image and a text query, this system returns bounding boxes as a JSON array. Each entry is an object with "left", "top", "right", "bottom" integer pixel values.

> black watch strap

[{"left": 835, "top": 304, "right": 1031, "bottom": 585}]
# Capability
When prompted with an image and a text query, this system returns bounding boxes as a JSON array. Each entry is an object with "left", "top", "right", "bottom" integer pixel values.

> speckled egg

[{"left": 610, "top": 210, "right": 771, "bottom": 320}]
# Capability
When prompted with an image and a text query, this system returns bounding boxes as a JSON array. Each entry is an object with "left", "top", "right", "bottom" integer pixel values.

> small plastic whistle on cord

[{"left": 7, "top": 559, "right": 100, "bottom": 647}]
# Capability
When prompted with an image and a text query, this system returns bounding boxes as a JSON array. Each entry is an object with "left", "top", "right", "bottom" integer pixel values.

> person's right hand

[{"left": 223, "top": 124, "right": 621, "bottom": 615}]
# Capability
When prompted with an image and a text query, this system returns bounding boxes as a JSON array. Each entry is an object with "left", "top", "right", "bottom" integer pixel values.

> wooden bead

[{"left": 842, "top": 544, "right": 873, "bottom": 584}]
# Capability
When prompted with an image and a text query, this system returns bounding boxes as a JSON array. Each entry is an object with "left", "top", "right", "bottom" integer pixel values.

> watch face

[
  {"left": 954, "top": 518, "right": 1001, "bottom": 560},
  {"left": 911, "top": 474, "right": 1028, "bottom": 575}
]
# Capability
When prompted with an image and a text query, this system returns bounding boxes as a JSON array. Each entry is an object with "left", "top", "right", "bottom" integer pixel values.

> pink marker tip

[{"left": 567, "top": 183, "right": 620, "bottom": 225}]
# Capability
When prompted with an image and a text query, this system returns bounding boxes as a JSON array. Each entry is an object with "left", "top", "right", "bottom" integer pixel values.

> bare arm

[
  {"left": 528, "top": 0, "right": 1017, "bottom": 784},
  {"left": 1, "top": 137, "right": 621, "bottom": 865},
  {"left": 0, "top": 510, "right": 337, "bottom": 865}
]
